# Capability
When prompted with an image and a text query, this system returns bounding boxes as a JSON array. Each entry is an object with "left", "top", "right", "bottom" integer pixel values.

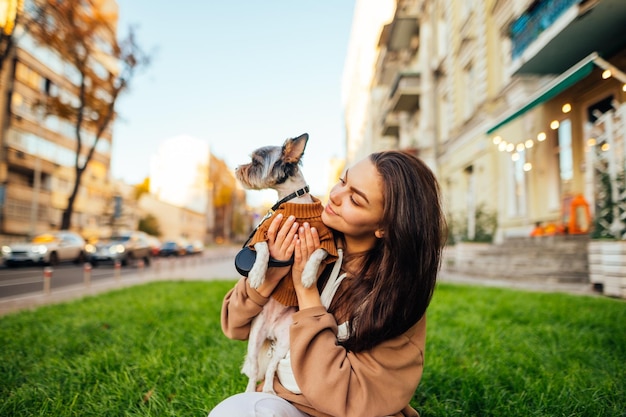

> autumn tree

[
  {"left": 25, "top": 0, "right": 149, "bottom": 230},
  {"left": 0, "top": 0, "right": 22, "bottom": 74},
  {"left": 134, "top": 177, "right": 150, "bottom": 201}
]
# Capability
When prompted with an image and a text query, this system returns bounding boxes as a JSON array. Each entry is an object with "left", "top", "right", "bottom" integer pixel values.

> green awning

[{"left": 486, "top": 53, "right": 598, "bottom": 135}]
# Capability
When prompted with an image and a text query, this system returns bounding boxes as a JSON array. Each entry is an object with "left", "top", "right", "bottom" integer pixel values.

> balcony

[
  {"left": 381, "top": 111, "right": 399, "bottom": 137},
  {"left": 511, "top": 0, "right": 626, "bottom": 74},
  {"left": 388, "top": 72, "right": 421, "bottom": 112},
  {"left": 378, "top": 0, "right": 419, "bottom": 53}
]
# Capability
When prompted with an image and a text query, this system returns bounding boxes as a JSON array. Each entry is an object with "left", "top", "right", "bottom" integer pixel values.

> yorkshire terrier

[{"left": 235, "top": 133, "right": 337, "bottom": 394}]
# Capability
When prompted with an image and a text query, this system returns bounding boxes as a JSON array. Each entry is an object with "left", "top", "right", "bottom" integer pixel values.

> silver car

[
  {"left": 86, "top": 231, "right": 152, "bottom": 267},
  {"left": 2, "top": 231, "right": 87, "bottom": 267}
]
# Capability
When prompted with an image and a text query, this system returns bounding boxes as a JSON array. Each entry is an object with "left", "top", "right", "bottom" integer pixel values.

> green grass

[{"left": 0, "top": 281, "right": 625, "bottom": 416}]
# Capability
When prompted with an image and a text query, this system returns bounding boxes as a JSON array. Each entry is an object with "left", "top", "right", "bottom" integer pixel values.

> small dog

[{"left": 235, "top": 133, "right": 337, "bottom": 393}]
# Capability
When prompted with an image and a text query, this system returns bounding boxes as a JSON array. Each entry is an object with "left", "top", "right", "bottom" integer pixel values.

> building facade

[
  {"left": 344, "top": 0, "right": 626, "bottom": 242},
  {"left": 0, "top": 0, "right": 118, "bottom": 241}
]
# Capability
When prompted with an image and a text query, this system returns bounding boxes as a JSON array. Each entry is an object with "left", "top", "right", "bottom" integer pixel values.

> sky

[{"left": 111, "top": 1, "right": 356, "bottom": 205}]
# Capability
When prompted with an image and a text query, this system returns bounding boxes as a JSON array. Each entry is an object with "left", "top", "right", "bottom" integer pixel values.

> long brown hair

[{"left": 329, "top": 151, "right": 445, "bottom": 352}]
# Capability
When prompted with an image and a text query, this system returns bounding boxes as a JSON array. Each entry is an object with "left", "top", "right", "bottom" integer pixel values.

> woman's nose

[{"left": 328, "top": 187, "right": 341, "bottom": 205}]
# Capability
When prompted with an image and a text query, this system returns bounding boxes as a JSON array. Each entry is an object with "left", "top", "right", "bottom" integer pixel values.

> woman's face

[{"left": 322, "top": 157, "right": 384, "bottom": 252}]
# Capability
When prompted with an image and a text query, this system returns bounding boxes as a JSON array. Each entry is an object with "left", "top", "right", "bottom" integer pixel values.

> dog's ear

[{"left": 282, "top": 133, "right": 309, "bottom": 164}]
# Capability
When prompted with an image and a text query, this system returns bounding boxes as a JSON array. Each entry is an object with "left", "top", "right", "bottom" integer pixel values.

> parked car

[
  {"left": 146, "top": 235, "right": 162, "bottom": 257},
  {"left": 159, "top": 240, "right": 184, "bottom": 257},
  {"left": 1, "top": 231, "right": 87, "bottom": 267},
  {"left": 185, "top": 240, "right": 204, "bottom": 255},
  {"left": 86, "top": 231, "right": 152, "bottom": 267}
]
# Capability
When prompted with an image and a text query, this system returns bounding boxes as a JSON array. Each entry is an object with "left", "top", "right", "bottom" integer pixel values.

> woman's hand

[
  {"left": 292, "top": 222, "right": 324, "bottom": 309},
  {"left": 256, "top": 213, "right": 298, "bottom": 297}
]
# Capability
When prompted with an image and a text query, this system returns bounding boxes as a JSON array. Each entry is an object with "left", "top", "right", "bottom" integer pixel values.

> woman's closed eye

[{"left": 338, "top": 177, "right": 362, "bottom": 206}]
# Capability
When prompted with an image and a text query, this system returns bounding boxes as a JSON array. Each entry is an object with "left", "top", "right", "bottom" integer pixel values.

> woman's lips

[{"left": 324, "top": 204, "right": 336, "bottom": 216}]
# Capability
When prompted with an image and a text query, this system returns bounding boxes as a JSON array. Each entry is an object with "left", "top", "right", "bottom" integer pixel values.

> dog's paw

[
  {"left": 301, "top": 249, "right": 328, "bottom": 288},
  {"left": 249, "top": 242, "right": 270, "bottom": 288},
  {"left": 261, "top": 383, "right": 277, "bottom": 395}
]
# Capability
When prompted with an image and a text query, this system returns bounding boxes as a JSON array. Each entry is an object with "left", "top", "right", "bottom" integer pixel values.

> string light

[{"left": 489, "top": 69, "right": 625, "bottom": 174}]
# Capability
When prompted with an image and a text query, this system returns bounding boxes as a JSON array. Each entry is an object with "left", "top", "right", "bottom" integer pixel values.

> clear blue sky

[{"left": 111, "top": 1, "right": 356, "bottom": 203}]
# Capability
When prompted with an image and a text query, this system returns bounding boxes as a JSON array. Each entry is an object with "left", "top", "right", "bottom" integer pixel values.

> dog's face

[{"left": 236, "top": 133, "right": 309, "bottom": 190}]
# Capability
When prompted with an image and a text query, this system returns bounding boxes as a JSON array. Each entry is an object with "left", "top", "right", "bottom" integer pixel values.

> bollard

[
  {"left": 114, "top": 260, "right": 121, "bottom": 282},
  {"left": 83, "top": 262, "right": 92, "bottom": 287},
  {"left": 154, "top": 257, "right": 160, "bottom": 275},
  {"left": 43, "top": 267, "right": 53, "bottom": 295},
  {"left": 137, "top": 259, "right": 145, "bottom": 277}
]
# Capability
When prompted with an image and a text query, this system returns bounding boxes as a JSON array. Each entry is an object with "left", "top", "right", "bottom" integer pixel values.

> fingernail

[
  {"left": 288, "top": 215, "right": 295, "bottom": 221},
  {"left": 276, "top": 213, "right": 283, "bottom": 219}
]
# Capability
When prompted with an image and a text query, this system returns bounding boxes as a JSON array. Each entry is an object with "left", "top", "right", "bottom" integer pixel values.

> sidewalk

[{"left": 0, "top": 247, "right": 600, "bottom": 317}]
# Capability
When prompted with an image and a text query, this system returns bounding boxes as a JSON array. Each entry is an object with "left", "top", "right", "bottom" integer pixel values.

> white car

[{"left": 2, "top": 231, "right": 87, "bottom": 267}]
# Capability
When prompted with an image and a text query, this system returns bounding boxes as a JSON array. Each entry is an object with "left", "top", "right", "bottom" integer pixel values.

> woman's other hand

[
  {"left": 293, "top": 222, "right": 324, "bottom": 309},
  {"left": 256, "top": 214, "right": 298, "bottom": 297}
]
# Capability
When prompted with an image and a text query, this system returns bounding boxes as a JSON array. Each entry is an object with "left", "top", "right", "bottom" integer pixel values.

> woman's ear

[{"left": 375, "top": 229, "right": 385, "bottom": 239}]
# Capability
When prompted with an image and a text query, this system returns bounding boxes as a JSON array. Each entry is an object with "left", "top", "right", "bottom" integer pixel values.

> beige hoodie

[{"left": 220, "top": 276, "right": 426, "bottom": 417}]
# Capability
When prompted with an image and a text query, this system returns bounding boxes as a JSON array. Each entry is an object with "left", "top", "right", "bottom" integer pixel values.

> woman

[{"left": 210, "top": 151, "right": 445, "bottom": 417}]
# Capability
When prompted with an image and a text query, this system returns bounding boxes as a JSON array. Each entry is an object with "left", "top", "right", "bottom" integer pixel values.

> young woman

[{"left": 210, "top": 151, "right": 445, "bottom": 417}]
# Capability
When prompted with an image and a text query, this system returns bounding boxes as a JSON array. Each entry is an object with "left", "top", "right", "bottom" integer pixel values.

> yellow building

[{"left": 343, "top": 0, "right": 626, "bottom": 292}]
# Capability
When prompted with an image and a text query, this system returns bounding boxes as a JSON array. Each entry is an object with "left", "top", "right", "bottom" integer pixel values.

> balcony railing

[
  {"left": 510, "top": 0, "right": 579, "bottom": 60},
  {"left": 388, "top": 72, "right": 421, "bottom": 112}
]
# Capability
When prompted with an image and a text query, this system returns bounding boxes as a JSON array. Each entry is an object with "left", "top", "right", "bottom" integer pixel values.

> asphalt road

[{"left": 0, "top": 261, "right": 144, "bottom": 298}]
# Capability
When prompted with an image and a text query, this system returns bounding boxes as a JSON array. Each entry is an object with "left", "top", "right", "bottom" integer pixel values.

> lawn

[{"left": 0, "top": 280, "right": 624, "bottom": 416}]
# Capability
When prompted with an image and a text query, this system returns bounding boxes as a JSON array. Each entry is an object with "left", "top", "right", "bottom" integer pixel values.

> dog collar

[{"left": 271, "top": 185, "right": 310, "bottom": 211}]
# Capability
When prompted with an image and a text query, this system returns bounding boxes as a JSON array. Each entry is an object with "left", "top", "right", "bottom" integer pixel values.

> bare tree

[{"left": 26, "top": 0, "right": 149, "bottom": 230}]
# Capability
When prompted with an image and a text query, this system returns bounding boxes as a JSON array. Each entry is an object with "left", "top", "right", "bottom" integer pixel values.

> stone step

[{"left": 444, "top": 236, "right": 590, "bottom": 284}]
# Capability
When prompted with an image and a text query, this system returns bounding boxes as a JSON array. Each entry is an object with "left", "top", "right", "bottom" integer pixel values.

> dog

[{"left": 235, "top": 133, "right": 338, "bottom": 393}]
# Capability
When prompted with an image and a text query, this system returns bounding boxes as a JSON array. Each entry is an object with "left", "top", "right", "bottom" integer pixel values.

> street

[{"left": 0, "top": 246, "right": 241, "bottom": 301}]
